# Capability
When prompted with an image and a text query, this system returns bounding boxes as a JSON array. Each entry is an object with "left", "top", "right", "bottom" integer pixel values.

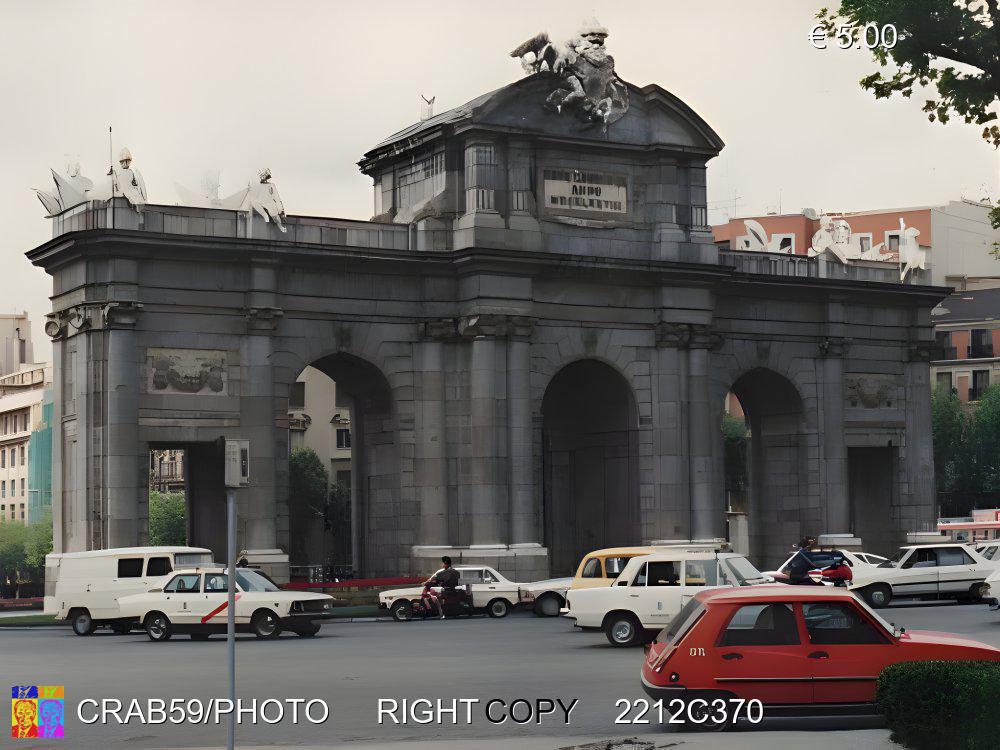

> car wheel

[
  {"left": 190, "top": 633, "right": 211, "bottom": 641},
  {"left": 70, "top": 609, "right": 96, "bottom": 636},
  {"left": 295, "top": 623, "right": 321, "bottom": 637},
  {"left": 110, "top": 622, "right": 132, "bottom": 635},
  {"left": 487, "top": 598, "right": 510, "bottom": 618},
  {"left": 390, "top": 600, "right": 412, "bottom": 622},
  {"left": 966, "top": 583, "right": 987, "bottom": 603},
  {"left": 533, "top": 594, "right": 562, "bottom": 617},
  {"left": 251, "top": 609, "right": 282, "bottom": 639},
  {"left": 605, "top": 613, "right": 641, "bottom": 647},
  {"left": 144, "top": 612, "right": 172, "bottom": 642},
  {"left": 863, "top": 584, "right": 892, "bottom": 609},
  {"left": 678, "top": 691, "right": 730, "bottom": 733}
]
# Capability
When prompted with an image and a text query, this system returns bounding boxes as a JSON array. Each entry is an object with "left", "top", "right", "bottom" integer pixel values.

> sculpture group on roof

[
  {"left": 511, "top": 17, "right": 629, "bottom": 127},
  {"left": 740, "top": 214, "right": 927, "bottom": 281},
  {"left": 34, "top": 149, "right": 286, "bottom": 232}
]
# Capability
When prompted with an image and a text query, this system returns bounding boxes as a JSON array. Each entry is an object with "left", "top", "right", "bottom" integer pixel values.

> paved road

[{"left": 3, "top": 600, "right": 998, "bottom": 750}]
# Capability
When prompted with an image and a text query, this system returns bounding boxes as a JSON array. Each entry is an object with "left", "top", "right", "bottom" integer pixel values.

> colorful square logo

[{"left": 11, "top": 686, "right": 64, "bottom": 739}]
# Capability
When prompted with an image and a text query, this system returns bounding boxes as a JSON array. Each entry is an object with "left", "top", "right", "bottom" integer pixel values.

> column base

[{"left": 411, "top": 544, "right": 550, "bottom": 582}]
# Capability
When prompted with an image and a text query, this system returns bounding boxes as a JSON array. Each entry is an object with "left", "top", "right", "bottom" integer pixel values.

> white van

[{"left": 45, "top": 546, "right": 214, "bottom": 635}]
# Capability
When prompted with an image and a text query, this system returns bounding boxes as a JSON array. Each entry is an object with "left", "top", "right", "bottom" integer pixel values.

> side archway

[
  {"left": 541, "top": 359, "right": 640, "bottom": 575},
  {"left": 729, "top": 367, "right": 807, "bottom": 568}
]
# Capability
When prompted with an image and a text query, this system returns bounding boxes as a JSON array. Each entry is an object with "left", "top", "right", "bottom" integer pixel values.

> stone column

[
  {"left": 507, "top": 318, "right": 535, "bottom": 544},
  {"left": 688, "top": 342, "right": 716, "bottom": 540},
  {"left": 415, "top": 322, "right": 450, "bottom": 546},
  {"left": 103, "top": 302, "right": 144, "bottom": 547},
  {"left": 819, "top": 304, "right": 851, "bottom": 533},
  {"left": 460, "top": 315, "right": 507, "bottom": 547}
]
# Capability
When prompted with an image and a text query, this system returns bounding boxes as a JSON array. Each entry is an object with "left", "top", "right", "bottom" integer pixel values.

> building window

[
  {"left": 970, "top": 329, "right": 994, "bottom": 359},
  {"left": 20, "top": 478, "right": 25, "bottom": 496},
  {"left": 885, "top": 231, "right": 902, "bottom": 253},
  {"left": 1, "top": 415, "right": 6, "bottom": 434},
  {"left": 1, "top": 481, "right": 5, "bottom": 498},
  {"left": 289, "top": 381, "right": 306, "bottom": 410},
  {"left": 856, "top": 233, "right": 872, "bottom": 254},
  {"left": 9, "top": 448, "right": 14, "bottom": 465},
  {"left": 19, "top": 444, "right": 24, "bottom": 466},
  {"left": 971, "top": 369, "right": 990, "bottom": 401},
  {"left": 935, "top": 330, "right": 955, "bottom": 360},
  {"left": 336, "top": 429, "right": 352, "bottom": 449},
  {"left": 936, "top": 371, "right": 953, "bottom": 393},
  {"left": 1, "top": 450, "right": 4, "bottom": 468}
]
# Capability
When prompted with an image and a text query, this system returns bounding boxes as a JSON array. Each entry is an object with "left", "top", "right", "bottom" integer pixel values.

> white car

[
  {"left": 976, "top": 540, "right": 1000, "bottom": 562},
  {"left": 764, "top": 548, "right": 889, "bottom": 584},
  {"left": 517, "top": 577, "right": 574, "bottom": 616},
  {"left": 564, "top": 549, "right": 768, "bottom": 646},
  {"left": 117, "top": 567, "right": 337, "bottom": 641},
  {"left": 849, "top": 543, "right": 1000, "bottom": 608},
  {"left": 379, "top": 565, "right": 519, "bottom": 620}
]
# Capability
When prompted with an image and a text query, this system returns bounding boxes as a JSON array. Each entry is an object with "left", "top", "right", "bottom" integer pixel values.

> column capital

[
  {"left": 458, "top": 314, "right": 534, "bottom": 340},
  {"left": 244, "top": 306, "right": 284, "bottom": 333},
  {"left": 818, "top": 336, "right": 852, "bottom": 358},
  {"left": 656, "top": 321, "right": 722, "bottom": 349}
]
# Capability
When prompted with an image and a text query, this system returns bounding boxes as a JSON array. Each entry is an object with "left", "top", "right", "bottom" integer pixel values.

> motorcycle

[{"left": 390, "top": 583, "right": 474, "bottom": 621}]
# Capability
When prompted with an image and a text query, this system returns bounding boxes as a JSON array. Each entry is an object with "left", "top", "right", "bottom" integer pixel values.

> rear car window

[
  {"left": 117, "top": 558, "right": 144, "bottom": 578},
  {"left": 936, "top": 548, "right": 974, "bottom": 566},
  {"left": 657, "top": 597, "right": 704, "bottom": 643},
  {"left": 647, "top": 561, "right": 681, "bottom": 587},
  {"left": 204, "top": 574, "right": 228, "bottom": 592},
  {"left": 605, "top": 556, "right": 629, "bottom": 576},
  {"left": 684, "top": 559, "right": 717, "bottom": 586},
  {"left": 164, "top": 574, "right": 201, "bottom": 593},
  {"left": 720, "top": 603, "right": 800, "bottom": 646},
  {"left": 146, "top": 557, "right": 172, "bottom": 577},
  {"left": 581, "top": 558, "right": 602, "bottom": 578},
  {"left": 175, "top": 552, "right": 213, "bottom": 566}
]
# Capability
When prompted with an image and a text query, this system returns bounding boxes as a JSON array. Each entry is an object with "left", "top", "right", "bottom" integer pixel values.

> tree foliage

[
  {"left": 722, "top": 413, "right": 750, "bottom": 509},
  {"left": 289, "top": 447, "right": 330, "bottom": 525},
  {"left": 149, "top": 491, "right": 187, "bottom": 546},
  {"left": 818, "top": 2, "right": 1000, "bottom": 146},
  {"left": 0, "top": 516, "right": 52, "bottom": 598},
  {"left": 932, "top": 384, "right": 1000, "bottom": 502}
]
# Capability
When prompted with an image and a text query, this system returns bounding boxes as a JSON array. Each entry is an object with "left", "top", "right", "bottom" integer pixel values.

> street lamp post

[{"left": 222, "top": 438, "right": 250, "bottom": 750}]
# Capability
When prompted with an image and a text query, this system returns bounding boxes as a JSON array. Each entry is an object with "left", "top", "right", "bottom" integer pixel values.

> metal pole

[{"left": 226, "top": 487, "right": 236, "bottom": 750}]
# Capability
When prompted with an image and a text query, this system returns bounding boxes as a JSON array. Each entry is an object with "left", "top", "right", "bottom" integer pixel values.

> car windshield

[
  {"left": 722, "top": 555, "right": 767, "bottom": 585},
  {"left": 235, "top": 569, "right": 281, "bottom": 592},
  {"left": 852, "top": 595, "right": 896, "bottom": 635}
]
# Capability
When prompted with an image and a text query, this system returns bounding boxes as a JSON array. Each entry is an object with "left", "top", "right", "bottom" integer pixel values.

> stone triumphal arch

[{"left": 29, "top": 21, "right": 947, "bottom": 578}]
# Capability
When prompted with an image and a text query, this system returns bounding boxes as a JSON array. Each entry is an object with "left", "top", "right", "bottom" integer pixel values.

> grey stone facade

[{"left": 28, "top": 74, "right": 949, "bottom": 577}]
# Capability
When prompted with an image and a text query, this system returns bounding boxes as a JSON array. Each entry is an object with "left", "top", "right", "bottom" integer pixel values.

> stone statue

[
  {"left": 511, "top": 17, "right": 629, "bottom": 127},
  {"left": 33, "top": 162, "right": 96, "bottom": 216},
  {"left": 245, "top": 168, "right": 287, "bottom": 231},
  {"left": 111, "top": 147, "right": 147, "bottom": 209},
  {"left": 898, "top": 219, "right": 926, "bottom": 281},
  {"left": 809, "top": 214, "right": 894, "bottom": 263}
]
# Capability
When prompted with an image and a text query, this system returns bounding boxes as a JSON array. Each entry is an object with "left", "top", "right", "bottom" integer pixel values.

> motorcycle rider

[{"left": 422, "top": 556, "right": 460, "bottom": 619}]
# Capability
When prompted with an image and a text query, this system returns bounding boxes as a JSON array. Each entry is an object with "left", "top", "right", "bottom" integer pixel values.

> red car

[{"left": 642, "top": 585, "right": 1000, "bottom": 712}]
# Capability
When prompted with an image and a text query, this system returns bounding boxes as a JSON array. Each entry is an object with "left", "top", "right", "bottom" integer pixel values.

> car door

[
  {"left": 200, "top": 573, "right": 235, "bottom": 626},
  {"left": 709, "top": 602, "right": 812, "bottom": 704},
  {"left": 934, "top": 547, "right": 983, "bottom": 594},
  {"left": 481, "top": 567, "right": 517, "bottom": 604},
  {"left": 161, "top": 573, "right": 202, "bottom": 623},
  {"left": 459, "top": 568, "right": 486, "bottom": 606},
  {"left": 891, "top": 548, "right": 939, "bottom": 596},
  {"left": 635, "top": 560, "right": 682, "bottom": 627},
  {"left": 802, "top": 600, "right": 896, "bottom": 703}
]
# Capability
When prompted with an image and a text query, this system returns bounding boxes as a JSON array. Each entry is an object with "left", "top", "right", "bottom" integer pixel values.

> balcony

[
  {"left": 51, "top": 199, "right": 453, "bottom": 252},
  {"left": 969, "top": 344, "right": 995, "bottom": 359}
]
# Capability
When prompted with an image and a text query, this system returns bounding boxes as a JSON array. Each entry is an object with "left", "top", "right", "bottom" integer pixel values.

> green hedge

[{"left": 876, "top": 660, "right": 1000, "bottom": 750}]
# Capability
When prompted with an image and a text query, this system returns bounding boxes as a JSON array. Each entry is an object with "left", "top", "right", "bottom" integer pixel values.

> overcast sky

[{"left": 2, "top": 0, "right": 997, "bottom": 359}]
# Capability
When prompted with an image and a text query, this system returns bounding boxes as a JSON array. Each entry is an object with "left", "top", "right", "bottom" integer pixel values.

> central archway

[
  {"left": 728, "top": 368, "right": 806, "bottom": 568},
  {"left": 287, "top": 352, "right": 397, "bottom": 577},
  {"left": 542, "top": 360, "right": 640, "bottom": 575}
]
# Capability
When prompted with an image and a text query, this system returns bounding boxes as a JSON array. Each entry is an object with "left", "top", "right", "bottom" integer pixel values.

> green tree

[
  {"left": 289, "top": 448, "right": 329, "bottom": 524},
  {"left": 149, "top": 491, "right": 187, "bottom": 546},
  {"left": 0, "top": 521, "right": 28, "bottom": 597},
  {"left": 967, "top": 384, "right": 1000, "bottom": 491},
  {"left": 931, "top": 385, "right": 969, "bottom": 492},
  {"left": 722, "top": 412, "right": 750, "bottom": 511},
  {"left": 818, "top": 2, "right": 1000, "bottom": 145}
]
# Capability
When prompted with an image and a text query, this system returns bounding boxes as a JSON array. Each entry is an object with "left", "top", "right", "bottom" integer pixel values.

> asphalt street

[{"left": 3, "top": 600, "right": 999, "bottom": 750}]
